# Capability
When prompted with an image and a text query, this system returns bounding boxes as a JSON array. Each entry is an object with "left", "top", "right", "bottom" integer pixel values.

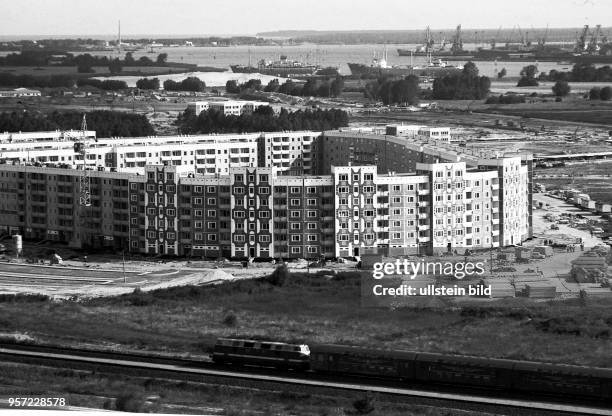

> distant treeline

[
  {"left": 0, "top": 110, "right": 155, "bottom": 138},
  {"left": 177, "top": 106, "right": 348, "bottom": 134},
  {"left": 432, "top": 62, "right": 490, "bottom": 100},
  {"left": 485, "top": 94, "right": 526, "bottom": 104},
  {"left": 262, "top": 28, "right": 592, "bottom": 45},
  {"left": 226, "top": 77, "right": 344, "bottom": 98},
  {"left": 76, "top": 78, "right": 128, "bottom": 90},
  {"left": 0, "top": 72, "right": 76, "bottom": 89},
  {"left": 543, "top": 63, "right": 612, "bottom": 82},
  {"left": 0, "top": 50, "right": 168, "bottom": 68}
]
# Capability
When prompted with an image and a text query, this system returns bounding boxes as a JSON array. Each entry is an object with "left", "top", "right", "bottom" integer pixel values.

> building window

[
  {"left": 307, "top": 235, "right": 317, "bottom": 242},
  {"left": 259, "top": 235, "right": 271, "bottom": 242},
  {"left": 234, "top": 235, "right": 245, "bottom": 242},
  {"left": 291, "top": 199, "right": 300, "bottom": 206},
  {"left": 290, "top": 223, "right": 301, "bottom": 230},
  {"left": 259, "top": 211, "right": 270, "bottom": 218},
  {"left": 207, "top": 209, "right": 216, "bottom": 217},
  {"left": 307, "top": 223, "right": 317, "bottom": 229},
  {"left": 291, "top": 211, "right": 300, "bottom": 218},
  {"left": 291, "top": 247, "right": 301, "bottom": 253},
  {"left": 166, "top": 232, "right": 175, "bottom": 240},
  {"left": 339, "top": 235, "right": 348, "bottom": 241},
  {"left": 338, "top": 174, "right": 348, "bottom": 181},
  {"left": 307, "top": 187, "right": 316, "bottom": 194},
  {"left": 291, "top": 235, "right": 301, "bottom": 242},
  {"left": 290, "top": 187, "right": 300, "bottom": 194},
  {"left": 307, "top": 199, "right": 316, "bottom": 206},
  {"left": 307, "top": 210, "right": 317, "bottom": 218}
]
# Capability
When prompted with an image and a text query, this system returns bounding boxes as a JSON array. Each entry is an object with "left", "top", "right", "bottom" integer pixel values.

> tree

[
  {"left": 124, "top": 52, "right": 135, "bottom": 66},
  {"left": 517, "top": 65, "right": 539, "bottom": 86},
  {"left": 136, "top": 77, "right": 160, "bottom": 90},
  {"left": 552, "top": 80, "right": 570, "bottom": 97},
  {"left": 600, "top": 86, "right": 612, "bottom": 101},
  {"left": 589, "top": 87, "right": 601, "bottom": 100},
  {"left": 108, "top": 58, "right": 123, "bottom": 75},
  {"left": 264, "top": 79, "right": 280, "bottom": 93},
  {"left": 497, "top": 68, "right": 507, "bottom": 79},
  {"left": 432, "top": 62, "right": 489, "bottom": 100},
  {"left": 225, "top": 80, "right": 240, "bottom": 94},
  {"left": 156, "top": 53, "right": 168, "bottom": 65},
  {"left": 330, "top": 75, "right": 344, "bottom": 97}
]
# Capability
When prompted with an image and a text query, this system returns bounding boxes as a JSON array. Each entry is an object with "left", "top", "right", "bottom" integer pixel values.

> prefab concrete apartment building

[{"left": 0, "top": 127, "right": 532, "bottom": 259}]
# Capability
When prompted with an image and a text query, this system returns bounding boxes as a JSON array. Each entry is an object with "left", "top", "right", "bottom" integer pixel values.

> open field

[{"left": 1, "top": 266, "right": 612, "bottom": 367}]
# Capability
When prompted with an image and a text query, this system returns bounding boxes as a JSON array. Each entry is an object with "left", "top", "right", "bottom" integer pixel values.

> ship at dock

[
  {"left": 230, "top": 55, "right": 332, "bottom": 77},
  {"left": 348, "top": 50, "right": 462, "bottom": 78},
  {"left": 398, "top": 24, "right": 612, "bottom": 64}
]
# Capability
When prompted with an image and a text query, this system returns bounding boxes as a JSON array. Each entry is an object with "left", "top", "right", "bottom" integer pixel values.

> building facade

[{"left": 0, "top": 127, "right": 533, "bottom": 258}]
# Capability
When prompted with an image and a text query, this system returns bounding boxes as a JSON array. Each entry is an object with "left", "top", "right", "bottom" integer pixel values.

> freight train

[{"left": 212, "top": 338, "right": 612, "bottom": 402}]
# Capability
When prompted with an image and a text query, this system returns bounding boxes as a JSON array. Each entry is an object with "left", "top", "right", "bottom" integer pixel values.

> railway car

[
  {"left": 511, "top": 361, "right": 612, "bottom": 401},
  {"left": 414, "top": 352, "right": 515, "bottom": 391},
  {"left": 310, "top": 344, "right": 417, "bottom": 379},
  {"left": 212, "top": 338, "right": 310, "bottom": 370}
]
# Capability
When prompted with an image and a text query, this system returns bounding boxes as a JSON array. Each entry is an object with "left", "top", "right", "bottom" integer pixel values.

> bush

[
  {"left": 222, "top": 310, "right": 238, "bottom": 327},
  {"left": 352, "top": 393, "right": 375, "bottom": 414},
  {"left": 267, "top": 263, "right": 289, "bottom": 287},
  {"left": 114, "top": 390, "right": 145, "bottom": 412},
  {"left": 517, "top": 77, "right": 539, "bottom": 87},
  {"left": 589, "top": 87, "right": 601, "bottom": 100},
  {"left": 552, "top": 80, "right": 571, "bottom": 97},
  {"left": 601, "top": 86, "right": 612, "bottom": 101}
]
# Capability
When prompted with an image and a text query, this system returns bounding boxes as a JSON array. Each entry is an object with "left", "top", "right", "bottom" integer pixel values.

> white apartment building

[{"left": 187, "top": 100, "right": 269, "bottom": 116}]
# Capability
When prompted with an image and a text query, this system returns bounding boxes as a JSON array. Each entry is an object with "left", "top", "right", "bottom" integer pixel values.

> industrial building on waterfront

[{"left": 0, "top": 126, "right": 533, "bottom": 259}]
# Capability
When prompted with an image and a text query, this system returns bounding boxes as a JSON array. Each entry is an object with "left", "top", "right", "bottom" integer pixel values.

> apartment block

[{"left": 0, "top": 127, "right": 533, "bottom": 258}]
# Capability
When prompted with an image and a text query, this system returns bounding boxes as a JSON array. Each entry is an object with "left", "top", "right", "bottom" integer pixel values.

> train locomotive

[{"left": 212, "top": 338, "right": 612, "bottom": 402}]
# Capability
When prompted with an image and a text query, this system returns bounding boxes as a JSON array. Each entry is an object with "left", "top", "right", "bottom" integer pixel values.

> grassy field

[
  {"left": 0, "top": 362, "right": 488, "bottom": 415},
  {"left": 1, "top": 271, "right": 612, "bottom": 368}
]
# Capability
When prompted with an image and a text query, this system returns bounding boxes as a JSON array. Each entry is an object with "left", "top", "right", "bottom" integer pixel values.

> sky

[{"left": 1, "top": 0, "right": 610, "bottom": 37}]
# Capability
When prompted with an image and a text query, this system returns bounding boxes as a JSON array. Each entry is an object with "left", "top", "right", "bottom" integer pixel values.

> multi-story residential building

[
  {"left": 257, "top": 131, "right": 320, "bottom": 175},
  {"left": 0, "top": 127, "right": 532, "bottom": 258},
  {"left": 187, "top": 100, "right": 269, "bottom": 116}
]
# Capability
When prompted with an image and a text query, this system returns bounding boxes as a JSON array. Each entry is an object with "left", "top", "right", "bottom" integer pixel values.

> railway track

[{"left": 0, "top": 344, "right": 610, "bottom": 415}]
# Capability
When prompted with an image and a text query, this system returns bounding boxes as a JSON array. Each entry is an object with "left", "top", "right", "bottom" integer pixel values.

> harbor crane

[
  {"left": 587, "top": 24, "right": 602, "bottom": 53},
  {"left": 450, "top": 25, "right": 463, "bottom": 53},
  {"left": 575, "top": 25, "right": 590, "bottom": 52}
]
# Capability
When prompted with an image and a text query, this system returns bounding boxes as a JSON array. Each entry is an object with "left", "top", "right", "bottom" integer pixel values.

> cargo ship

[
  {"left": 348, "top": 52, "right": 462, "bottom": 78},
  {"left": 230, "top": 55, "right": 324, "bottom": 77}
]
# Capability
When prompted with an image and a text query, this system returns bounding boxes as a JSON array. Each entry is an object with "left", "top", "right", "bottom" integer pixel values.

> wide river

[{"left": 84, "top": 43, "right": 574, "bottom": 77}]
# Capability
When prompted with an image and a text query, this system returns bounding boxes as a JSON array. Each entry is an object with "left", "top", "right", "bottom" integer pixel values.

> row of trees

[
  {"left": 364, "top": 75, "right": 419, "bottom": 105},
  {"left": 177, "top": 106, "right": 348, "bottom": 134},
  {"left": 545, "top": 63, "right": 612, "bottom": 83},
  {"left": 0, "top": 72, "right": 76, "bottom": 88},
  {"left": 76, "top": 78, "right": 128, "bottom": 90},
  {"left": 226, "top": 77, "right": 345, "bottom": 98},
  {"left": 589, "top": 86, "right": 612, "bottom": 101},
  {"left": 0, "top": 50, "right": 168, "bottom": 71},
  {"left": 163, "top": 76, "right": 206, "bottom": 92},
  {"left": 136, "top": 77, "right": 161, "bottom": 90},
  {"left": 0, "top": 110, "right": 155, "bottom": 137},
  {"left": 432, "top": 62, "right": 491, "bottom": 100}
]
